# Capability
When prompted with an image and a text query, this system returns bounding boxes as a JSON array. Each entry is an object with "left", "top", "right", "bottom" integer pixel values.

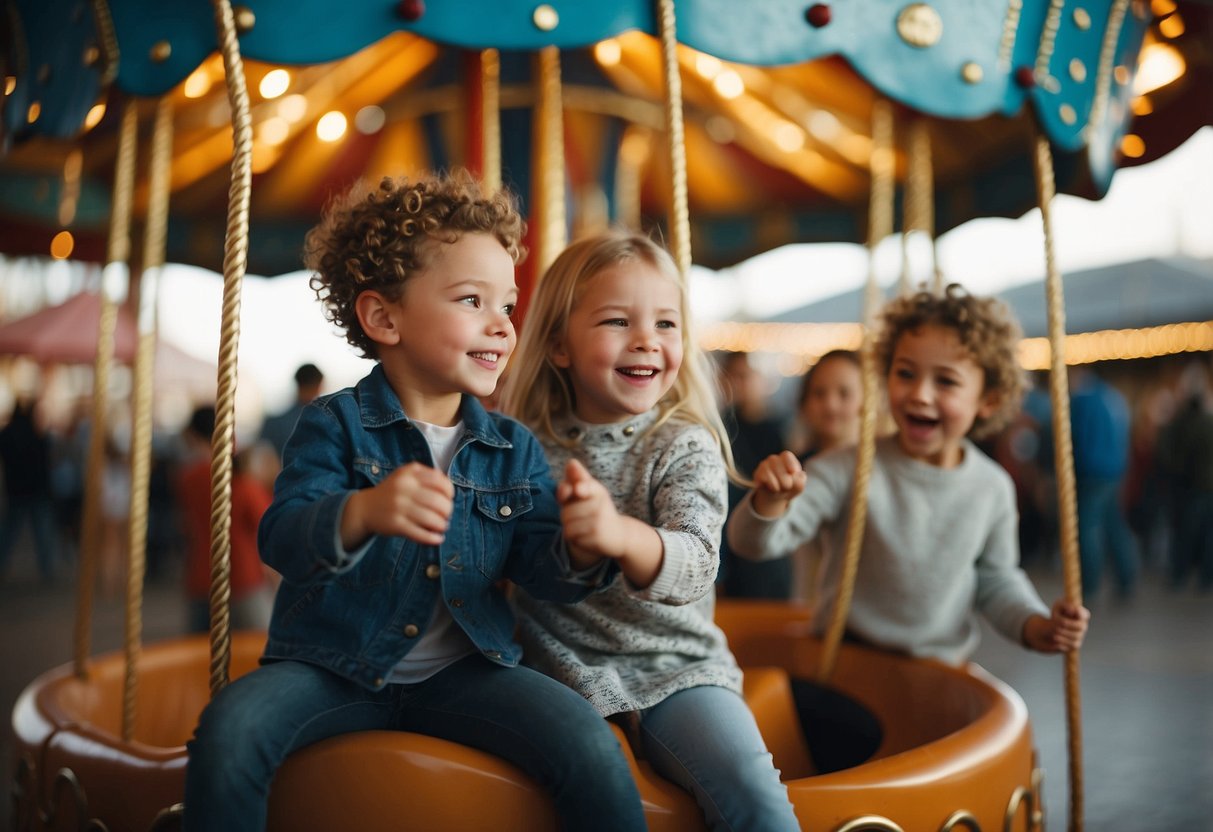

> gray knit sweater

[
  {"left": 727, "top": 435, "right": 1049, "bottom": 665},
  {"left": 513, "top": 409, "right": 743, "bottom": 717}
]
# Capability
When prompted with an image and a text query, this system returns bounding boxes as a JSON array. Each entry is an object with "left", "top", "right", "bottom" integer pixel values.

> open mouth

[
  {"left": 905, "top": 413, "right": 939, "bottom": 431},
  {"left": 616, "top": 367, "right": 658, "bottom": 379},
  {"left": 469, "top": 351, "right": 500, "bottom": 366}
]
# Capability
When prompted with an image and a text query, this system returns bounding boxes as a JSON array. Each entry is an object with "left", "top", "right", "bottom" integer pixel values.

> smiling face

[
  {"left": 801, "top": 355, "right": 862, "bottom": 453},
  {"left": 886, "top": 324, "right": 997, "bottom": 468},
  {"left": 376, "top": 232, "right": 518, "bottom": 424},
  {"left": 550, "top": 258, "right": 684, "bottom": 424}
]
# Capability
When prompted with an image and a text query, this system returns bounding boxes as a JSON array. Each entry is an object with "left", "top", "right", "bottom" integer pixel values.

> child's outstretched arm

[
  {"left": 341, "top": 463, "right": 454, "bottom": 550},
  {"left": 558, "top": 458, "right": 663, "bottom": 588},
  {"left": 1021, "top": 599, "right": 1091, "bottom": 654},
  {"left": 750, "top": 450, "right": 807, "bottom": 518}
]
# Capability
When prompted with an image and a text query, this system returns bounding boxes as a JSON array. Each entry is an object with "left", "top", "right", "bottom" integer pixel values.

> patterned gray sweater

[
  {"left": 513, "top": 409, "right": 743, "bottom": 717},
  {"left": 728, "top": 436, "right": 1049, "bottom": 666}
]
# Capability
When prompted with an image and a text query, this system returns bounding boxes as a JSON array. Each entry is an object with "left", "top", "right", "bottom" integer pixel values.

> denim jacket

[{"left": 259, "top": 364, "right": 603, "bottom": 690}]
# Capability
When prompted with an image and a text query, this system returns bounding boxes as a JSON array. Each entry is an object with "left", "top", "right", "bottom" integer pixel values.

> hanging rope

[
  {"left": 614, "top": 126, "right": 647, "bottom": 232},
  {"left": 208, "top": 0, "right": 254, "bottom": 697},
  {"left": 817, "top": 97, "right": 893, "bottom": 681},
  {"left": 863, "top": 99, "right": 894, "bottom": 326},
  {"left": 656, "top": 0, "right": 691, "bottom": 278},
  {"left": 87, "top": 0, "right": 120, "bottom": 86},
  {"left": 901, "top": 118, "right": 940, "bottom": 294},
  {"left": 1032, "top": 132, "right": 1085, "bottom": 832},
  {"left": 74, "top": 98, "right": 136, "bottom": 680},
  {"left": 121, "top": 95, "right": 172, "bottom": 742},
  {"left": 480, "top": 48, "right": 502, "bottom": 194},
  {"left": 532, "top": 46, "right": 566, "bottom": 277}
]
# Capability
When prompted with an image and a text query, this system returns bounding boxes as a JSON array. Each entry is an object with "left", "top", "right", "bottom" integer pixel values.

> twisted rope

[
  {"left": 73, "top": 98, "right": 136, "bottom": 679},
  {"left": 208, "top": 0, "right": 253, "bottom": 696},
  {"left": 819, "top": 97, "right": 892, "bottom": 680},
  {"left": 480, "top": 49, "right": 501, "bottom": 194},
  {"left": 903, "top": 118, "right": 940, "bottom": 294},
  {"left": 863, "top": 99, "right": 894, "bottom": 326},
  {"left": 88, "top": 0, "right": 120, "bottom": 86},
  {"left": 816, "top": 333, "right": 879, "bottom": 681},
  {"left": 656, "top": 0, "right": 691, "bottom": 278},
  {"left": 1033, "top": 132, "right": 1085, "bottom": 832},
  {"left": 532, "top": 46, "right": 566, "bottom": 277},
  {"left": 121, "top": 95, "right": 172, "bottom": 741}
]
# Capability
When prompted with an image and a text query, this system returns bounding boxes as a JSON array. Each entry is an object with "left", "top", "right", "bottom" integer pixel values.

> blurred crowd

[
  {"left": 0, "top": 362, "right": 325, "bottom": 636},
  {"left": 0, "top": 351, "right": 1210, "bottom": 624}
]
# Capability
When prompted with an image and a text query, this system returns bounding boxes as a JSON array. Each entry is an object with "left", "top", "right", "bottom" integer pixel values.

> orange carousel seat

[{"left": 11, "top": 603, "right": 1041, "bottom": 832}]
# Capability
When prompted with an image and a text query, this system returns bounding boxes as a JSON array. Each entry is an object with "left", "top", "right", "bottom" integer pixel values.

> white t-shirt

[{"left": 388, "top": 419, "right": 478, "bottom": 684}]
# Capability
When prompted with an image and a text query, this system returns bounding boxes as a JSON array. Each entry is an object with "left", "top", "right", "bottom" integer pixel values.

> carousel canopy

[{"left": 0, "top": 0, "right": 1209, "bottom": 274}]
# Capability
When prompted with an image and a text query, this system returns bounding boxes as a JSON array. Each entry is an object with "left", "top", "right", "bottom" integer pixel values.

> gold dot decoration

[
  {"left": 961, "top": 62, "right": 984, "bottom": 83},
  {"left": 1059, "top": 103, "right": 1077, "bottom": 124},
  {"left": 1069, "top": 58, "right": 1087, "bottom": 82},
  {"left": 1114, "top": 64, "right": 1130, "bottom": 85},
  {"left": 896, "top": 3, "right": 944, "bottom": 48},
  {"left": 149, "top": 40, "right": 172, "bottom": 63},
  {"left": 234, "top": 6, "right": 256, "bottom": 33},
  {"left": 533, "top": 4, "right": 559, "bottom": 31},
  {"left": 1073, "top": 8, "right": 1091, "bottom": 30},
  {"left": 82, "top": 44, "right": 100, "bottom": 67}
]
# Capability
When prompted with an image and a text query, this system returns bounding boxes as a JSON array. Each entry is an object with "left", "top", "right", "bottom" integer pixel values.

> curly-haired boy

[
  {"left": 728, "top": 284, "right": 1089, "bottom": 665},
  {"left": 184, "top": 172, "right": 646, "bottom": 831}
]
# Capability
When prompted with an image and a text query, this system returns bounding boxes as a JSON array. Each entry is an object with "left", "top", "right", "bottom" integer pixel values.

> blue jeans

[
  {"left": 184, "top": 656, "right": 646, "bottom": 832},
  {"left": 0, "top": 496, "right": 59, "bottom": 581},
  {"left": 638, "top": 685, "right": 799, "bottom": 831},
  {"left": 1076, "top": 476, "right": 1138, "bottom": 598}
]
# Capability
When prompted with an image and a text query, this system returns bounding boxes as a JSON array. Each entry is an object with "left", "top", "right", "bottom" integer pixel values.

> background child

[
  {"left": 789, "top": 349, "right": 862, "bottom": 604},
  {"left": 501, "top": 231, "right": 799, "bottom": 832},
  {"left": 796, "top": 349, "right": 862, "bottom": 459},
  {"left": 728, "top": 285, "right": 1089, "bottom": 665},
  {"left": 177, "top": 405, "right": 276, "bottom": 634},
  {"left": 184, "top": 174, "right": 646, "bottom": 832}
]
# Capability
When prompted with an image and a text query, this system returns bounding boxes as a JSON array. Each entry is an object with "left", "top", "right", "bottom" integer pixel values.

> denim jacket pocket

[
  {"left": 341, "top": 457, "right": 407, "bottom": 588},
  {"left": 473, "top": 485, "right": 533, "bottom": 578},
  {"left": 352, "top": 456, "right": 392, "bottom": 486}
]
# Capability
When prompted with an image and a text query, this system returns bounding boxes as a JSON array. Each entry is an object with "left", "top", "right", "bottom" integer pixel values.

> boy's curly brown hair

[
  {"left": 304, "top": 171, "right": 526, "bottom": 358},
  {"left": 874, "top": 284, "right": 1025, "bottom": 439}
]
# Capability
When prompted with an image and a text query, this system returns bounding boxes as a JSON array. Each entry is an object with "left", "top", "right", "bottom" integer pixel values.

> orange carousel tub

[{"left": 11, "top": 601, "right": 1041, "bottom": 831}]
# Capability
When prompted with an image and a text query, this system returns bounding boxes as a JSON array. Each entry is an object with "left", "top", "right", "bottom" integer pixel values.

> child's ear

[
  {"left": 549, "top": 335, "right": 571, "bottom": 369},
  {"left": 977, "top": 389, "right": 1001, "bottom": 420},
  {"left": 355, "top": 291, "right": 402, "bottom": 348}
]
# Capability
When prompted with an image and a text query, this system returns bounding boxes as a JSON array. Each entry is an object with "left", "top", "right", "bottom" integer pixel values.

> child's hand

[
  {"left": 342, "top": 462, "right": 454, "bottom": 550},
  {"left": 558, "top": 459, "right": 665, "bottom": 587},
  {"left": 1022, "top": 599, "right": 1091, "bottom": 654},
  {"left": 558, "top": 459, "right": 626, "bottom": 563},
  {"left": 750, "top": 451, "right": 806, "bottom": 518}
]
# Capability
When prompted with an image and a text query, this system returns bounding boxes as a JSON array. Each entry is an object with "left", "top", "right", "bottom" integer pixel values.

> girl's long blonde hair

[{"left": 501, "top": 230, "right": 736, "bottom": 476}]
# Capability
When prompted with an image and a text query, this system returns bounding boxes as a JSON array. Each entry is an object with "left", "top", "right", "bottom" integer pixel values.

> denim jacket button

[
  {"left": 622, "top": 424, "right": 635, "bottom": 437},
  {"left": 425, "top": 564, "right": 440, "bottom": 579},
  {"left": 498, "top": 505, "right": 512, "bottom": 517},
  {"left": 370, "top": 464, "right": 380, "bottom": 475},
  {"left": 403, "top": 624, "right": 419, "bottom": 637}
]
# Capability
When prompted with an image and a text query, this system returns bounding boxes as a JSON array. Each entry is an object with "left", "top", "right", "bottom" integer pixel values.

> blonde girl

[{"left": 501, "top": 230, "right": 798, "bottom": 832}]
